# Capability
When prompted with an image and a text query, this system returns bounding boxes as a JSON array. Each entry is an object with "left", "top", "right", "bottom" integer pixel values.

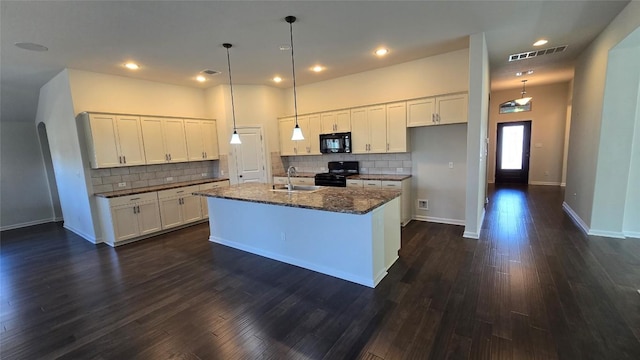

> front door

[
  {"left": 233, "top": 128, "right": 267, "bottom": 183},
  {"left": 495, "top": 121, "right": 531, "bottom": 184}
]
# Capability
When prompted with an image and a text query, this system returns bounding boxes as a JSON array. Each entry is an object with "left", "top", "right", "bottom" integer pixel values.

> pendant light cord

[
  {"left": 225, "top": 45, "right": 238, "bottom": 131},
  {"left": 289, "top": 20, "right": 299, "bottom": 127}
]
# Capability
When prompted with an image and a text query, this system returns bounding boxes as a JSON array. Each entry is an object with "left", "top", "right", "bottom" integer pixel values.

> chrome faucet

[{"left": 287, "top": 166, "right": 297, "bottom": 191}]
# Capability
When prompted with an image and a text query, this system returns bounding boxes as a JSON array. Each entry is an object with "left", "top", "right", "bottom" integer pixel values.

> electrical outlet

[
  {"left": 449, "top": 162, "right": 454, "bottom": 169},
  {"left": 220, "top": 170, "right": 224, "bottom": 176},
  {"left": 201, "top": 173, "right": 207, "bottom": 177},
  {"left": 166, "top": 177, "right": 173, "bottom": 182},
  {"left": 418, "top": 199, "right": 429, "bottom": 210},
  {"left": 117, "top": 182, "right": 126, "bottom": 188},
  {"left": 396, "top": 168, "right": 403, "bottom": 173}
]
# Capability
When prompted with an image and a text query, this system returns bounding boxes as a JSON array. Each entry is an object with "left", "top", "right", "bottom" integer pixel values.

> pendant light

[
  {"left": 515, "top": 79, "right": 532, "bottom": 106},
  {"left": 223, "top": 43, "right": 242, "bottom": 145},
  {"left": 285, "top": 15, "right": 304, "bottom": 141}
]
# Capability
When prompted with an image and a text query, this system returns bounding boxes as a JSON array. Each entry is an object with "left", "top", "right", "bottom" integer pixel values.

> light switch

[{"left": 449, "top": 162, "right": 454, "bottom": 169}]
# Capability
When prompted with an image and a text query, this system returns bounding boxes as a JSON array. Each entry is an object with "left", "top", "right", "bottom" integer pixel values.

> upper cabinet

[
  {"left": 351, "top": 105, "right": 387, "bottom": 154},
  {"left": 279, "top": 115, "right": 321, "bottom": 156},
  {"left": 386, "top": 102, "right": 409, "bottom": 153},
  {"left": 185, "top": 119, "right": 219, "bottom": 161},
  {"left": 320, "top": 110, "right": 350, "bottom": 134},
  {"left": 83, "top": 113, "right": 146, "bottom": 169},
  {"left": 141, "top": 117, "right": 188, "bottom": 164},
  {"left": 407, "top": 93, "right": 468, "bottom": 127}
]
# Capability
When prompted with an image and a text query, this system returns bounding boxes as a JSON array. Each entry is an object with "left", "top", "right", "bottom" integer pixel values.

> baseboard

[
  {"left": 624, "top": 231, "right": 640, "bottom": 239},
  {"left": 63, "top": 224, "right": 98, "bottom": 244},
  {"left": 463, "top": 230, "right": 480, "bottom": 239},
  {"left": 0, "top": 218, "right": 59, "bottom": 231},
  {"left": 488, "top": 180, "right": 495, "bottom": 184},
  {"left": 562, "top": 202, "right": 589, "bottom": 235},
  {"left": 529, "top": 181, "right": 562, "bottom": 186},
  {"left": 413, "top": 215, "right": 465, "bottom": 226},
  {"left": 588, "top": 229, "right": 626, "bottom": 239}
]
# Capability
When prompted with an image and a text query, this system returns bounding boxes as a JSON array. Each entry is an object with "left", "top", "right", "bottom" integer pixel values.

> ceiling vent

[
  {"left": 200, "top": 69, "right": 220, "bottom": 75},
  {"left": 508, "top": 45, "right": 567, "bottom": 62}
]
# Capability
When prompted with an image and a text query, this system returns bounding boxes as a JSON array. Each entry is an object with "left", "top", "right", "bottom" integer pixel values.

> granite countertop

[
  {"left": 95, "top": 178, "right": 230, "bottom": 198},
  {"left": 272, "top": 172, "right": 317, "bottom": 178},
  {"left": 194, "top": 183, "right": 400, "bottom": 215},
  {"left": 350, "top": 174, "right": 412, "bottom": 181}
]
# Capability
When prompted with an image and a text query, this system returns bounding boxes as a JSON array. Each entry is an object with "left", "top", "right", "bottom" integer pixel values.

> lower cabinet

[
  {"left": 199, "top": 180, "right": 230, "bottom": 217},
  {"left": 346, "top": 178, "right": 412, "bottom": 226},
  {"left": 157, "top": 185, "right": 202, "bottom": 230},
  {"left": 96, "top": 192, "right": 162, "bottom": 245}
]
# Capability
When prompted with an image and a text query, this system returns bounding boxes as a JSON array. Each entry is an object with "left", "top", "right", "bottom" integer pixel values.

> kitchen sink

[{"left": 270, "top": 185, "right": 324, "bottom": 193}]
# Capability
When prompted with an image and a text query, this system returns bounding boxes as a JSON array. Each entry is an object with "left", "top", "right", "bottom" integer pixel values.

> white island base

[{"left": 207, "top": 197, "right": 400, "bottom": 288}]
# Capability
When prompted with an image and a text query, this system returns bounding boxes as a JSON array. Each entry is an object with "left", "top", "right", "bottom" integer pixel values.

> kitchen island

[{"left": 194, "top": 183, "right": 401, "bottom": 288}]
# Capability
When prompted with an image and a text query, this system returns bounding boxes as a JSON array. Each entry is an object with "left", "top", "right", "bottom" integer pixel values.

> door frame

[
  {"left": 495, "top": 120, "right": 532, "bottom": 184},
  {"left": 229, "top": 125, "right": 269, "bottom": 184}
]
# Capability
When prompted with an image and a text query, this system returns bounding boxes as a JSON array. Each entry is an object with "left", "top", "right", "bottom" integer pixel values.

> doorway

[
  {"left": 495, "top": 121, "right": 532, "bottom": 184},
  {"left": 37, "top": 122, "right": 63, "bottom": 220},
  {"left": 232, "top": 127, "right": 267, "bottom": 183}
]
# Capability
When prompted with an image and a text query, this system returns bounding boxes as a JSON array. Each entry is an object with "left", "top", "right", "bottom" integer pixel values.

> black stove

[{"left": 315, "top": 161, "right": 359, "bottom": 187}]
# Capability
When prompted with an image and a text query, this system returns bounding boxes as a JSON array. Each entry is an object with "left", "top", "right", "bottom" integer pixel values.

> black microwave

[{"left": 319, "top": 132, "right": 351, "bottom": 154}]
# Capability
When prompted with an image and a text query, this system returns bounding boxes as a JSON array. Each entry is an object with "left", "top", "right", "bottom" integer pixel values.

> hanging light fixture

[
  {"left": 285, "top": 15, "right": 304, "bottom": 141},
  {"left": 223, "top": 43, "right": 241, "bottom": 144},
  {"left": 515, "top": 79, "right": 532, "bottom": 106}
]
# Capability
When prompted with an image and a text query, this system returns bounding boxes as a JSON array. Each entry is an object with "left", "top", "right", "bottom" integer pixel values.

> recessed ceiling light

[
  {"left": 375, "top": 48, "right": 389, "bottom": 56},
  {"left": 273, "top": 76, "right": 282, "bottom": 83},
  {"left": 124, "top": 62, "right": 140, "bottom": 70},
  {"left": 527, "top": 70, "right": 534, "bottom": 75},
  {"left": 14, "top": 42, "right": 48, "bottom": 51},
  {"left": 533, "top": 39, "right": 548, "bottom": 47},
  {"left": 516, "top": 72, "right": 523, "bottom": 77},
  {"left": 312, "top": 65, "right": 324, "bottom": 72},
  {"left": 196, "top": 75, "right": 206, "bottom": 82},
  {"left": 279, "top": 45, "right": 291, "bottom": 51}
]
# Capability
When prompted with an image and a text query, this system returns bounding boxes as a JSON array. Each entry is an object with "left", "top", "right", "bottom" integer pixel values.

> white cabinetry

[
  {"left": 199, "top": 180, "right": 230, "bottom": 217},
  {"left": 320, "top": 110, "right": 350, "bottom": 134},
  {"left": 141, "top": 117, "right": 189, "bottom": 164},
  {"left": 407, "top": 93, "right": 468, "bottom": 127},
  {"left": 386, "top": 102, "right": 408, "bottom": 153},
  {"left": 273, "top": 177, "right": 315, "bottom": 186},
  {"left": 279, "top": 116, "right": 321, "bottom": 156},
  {"left": 96, "top": 192, "right": 162, "bottom": 245},
  {"left": 185, "top": 119, "right": 219, "bottom": 161},
  {"left": 342, "top": 178, "right": 411, "bottom": 226},
  {"left": 279, "top": 117, "right": 297, "bottom": 156},
  {"left": 83, "top": 113, "right": 146, "bottom": 168},
  {"left": 158, "top": 185, "right": 202, "bottom": 229},
  {"left": 351, "top": 105, "right": 387, "bottom": 154}
]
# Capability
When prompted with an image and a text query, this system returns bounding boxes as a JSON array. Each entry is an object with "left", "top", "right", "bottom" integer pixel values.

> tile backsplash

[
  {"left": 283, "top": 153, "right": 412, "bottom": 175},
  {"left": 90, "top": 160, "right": 218, "bottom": 194}
]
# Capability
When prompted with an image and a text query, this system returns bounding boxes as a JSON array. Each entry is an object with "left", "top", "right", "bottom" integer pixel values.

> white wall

[
  {"left": 623, "top": 85, "right": 640, "bottom": 238},
  {"left": 0, "top": 121, "right": 56, "bottom": 230},
  {"left": 285, "top": 49, "right": 469, "bottom": 114},
  {"left": 464, "top": 32, "right": 490, "bottom": 239},
  {"left": 488, "top": 82, "right": 569, "bottom": 185},
  {"left": 564, "top": 1, "right": 640, "bottom": 234},
  {"left": 411, "top": 125, "right": 467, "bottom": 224},
  {"left": 35, "top": 69, "right": 98, "bottom": 241}
]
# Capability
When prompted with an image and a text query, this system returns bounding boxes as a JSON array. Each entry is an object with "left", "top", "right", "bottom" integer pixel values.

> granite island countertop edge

[{"left": 95, "top": 178, "right": 230, "bottom": 198}]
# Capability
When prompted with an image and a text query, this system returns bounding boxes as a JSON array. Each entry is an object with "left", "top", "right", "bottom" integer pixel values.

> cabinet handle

[
  {"left": 123, "top": 155, "right": 126, "bottom": 164},
  {"left": 432, "top": 114, "right": 435, "bottom": 123},
  {"left": 169, "top": 154, "right": 172, "bottom": 161},
  {"left": 202, "top": 151, "right": 205, "bottom": 158},
  {"left": 118, "top": 156, "right": 122, "bottom": 164},
  {"left": 177, "top": 190, "right": 184, "bottom": 193},
  {"left": 437, "top": 114, "right": 441, "bottom": 123},
  {"left": 136, "top": 205, "right": 140, "bottom": 213},
  {"left": 165, "top": 154, "right": 169, "bottom": 161},
  {"left": 204, "top": 152, "right": 207, "bottom": 158},
  {"left": 133, "top": 206, "right": 137, "bottom": 214},
  {"left": 130, "top": 197, "right": 140, "bottom": 201}
]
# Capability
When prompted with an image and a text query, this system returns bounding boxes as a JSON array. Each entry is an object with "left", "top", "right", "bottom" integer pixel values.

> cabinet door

[
  {"left": 437, "top": 93, "right": 468, "bottom": 125},
  {"left": 307, "top": 114, "right": 322, "bottom": 155},
  {"left": 181, "top": 195, "right": 202, "bottom": 223},
  {"left": 141, "top": 117, "right": 167, "bottom": 164},
  {"left": 163, "top": 119, "right": 189, "bottom": 162},
  {"left": 407, "top": 98, "right": 436, "bottom": 127},
  {"left": 159, "top": 197, "right": 182, "bottom": 229},
  {"left": 320, "top": 112, "right": 337, "bottom": 134},
  {"left": 386, "top": 102, "right": 408, "bottom": 153},
  {"left": 202, "top": 120, "right": 219, "bottom": 160},
  {"left": 115, "top": 115, "right": 146, "bottom": 166},
  {"left": 279, "top": 118, "right": 296, "bottom": 156},
  {"left": 184, "top": 120, "right": 205, "bottom": 161},
  {"left": 335, "top": 110, "right": 351, "bottom": 132},
  {"left": 297, "top": 116, "right": 311, "bottom": 155},
  {"left": 350, "top": 108, "right": 369, "bottom": 154},
  {"left": 363, "top": 180, "right": 382, "bottom": 189},
  {"left": 111, "top": 205, "right": 140, "bottom": 242},
  {"left": 346, "top": 179, "right": 363, "bottom": 188},
  {"left": 137, "top": 200, "right": 162, "bottom": 236},
  {"left": 89, "top": 114, "right": 121, "bottom": 168},
  {"left": 368, "top": 105, "right": 387, "bottom": 153}
]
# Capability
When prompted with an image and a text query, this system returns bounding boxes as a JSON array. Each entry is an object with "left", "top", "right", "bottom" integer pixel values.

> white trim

[
  {"left": 529, "top": 181, "right": 562, "bottom": 186},
  {"left": 588, "top": 229, "right": 626, "bottom": 239},
  {"left": 210, "top": 235, "right": 378, "bottom": 287},
  {"left": 0, "top": 217, "right": 59, "bottom": 231},
  {"left": 624, "top": 231, "right": 640, "bottom": 239},
  {"left": 560, "top": 182, "right": 566, "bottom": 187},
  {"left": 562, "top": 202, "right": 589, "bottom": 235},
  {"left": 487, "top": 180, "right": 495, "bottom": 184},
  {"left": 463, "top": 230, "right": 480, "bottom": 239},
  {"left": 63, "top": 223, "right": 98, "bottom": 243},
  {"left": 413, "top": 215, "right": 465, "bottom": 226}
]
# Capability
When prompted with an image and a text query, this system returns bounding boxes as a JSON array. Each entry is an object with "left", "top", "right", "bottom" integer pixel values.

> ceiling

[{"left": 0, "top": 0, "right": 629, "bottom": 123}]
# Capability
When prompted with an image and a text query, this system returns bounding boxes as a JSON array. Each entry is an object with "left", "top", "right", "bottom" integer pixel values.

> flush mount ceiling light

[
  {"left": 515, "top": 79, "right": 532, "bottom": 105},
  {"left": 196, "top": 75, "right": 206, "bottom": 82},
  {"left": 285, "top": 15, "right": 304, "bottom": 141},
  {"left": 375, "top": 48, "right": 389, "bottom": 56},
  {"left": 312, "top": 65, "right": 324, "bottom": 72},
  {"left": 533, "top": 39, "right": 548, "bottom": 47},
  {"left": 223, "top": 43, "right": 241, "bottom": 145},
  {"left": 516, "top": 69, "right": 534, "bottom": 76},
  {"left": 273, "top": 76, "right": 283, "bottom": 83},
  {"left": 124, "top": 62, "right": 140, "bottom": 70},
  {"left": 14, "top": 42, "right": 48, "bottom": 51}
]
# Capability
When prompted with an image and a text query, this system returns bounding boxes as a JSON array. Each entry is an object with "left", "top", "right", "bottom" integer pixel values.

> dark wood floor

[{"left": 1, "top": 185, "right": 639, "bottom": 359}]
